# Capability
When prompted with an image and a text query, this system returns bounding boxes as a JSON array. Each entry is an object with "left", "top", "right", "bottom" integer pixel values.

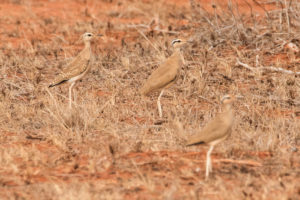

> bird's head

[
  {"left": 171, "top": 38, "right": 189, "bottom": 49},
  {"left": 82, "top": 32, "right": 103, "bottom": 40},
  {"left": 220, "top": 94, "right": 235, "bottom": 105},
  {"left": 82, "top": 32, "right": 94, "bottom": 42}
]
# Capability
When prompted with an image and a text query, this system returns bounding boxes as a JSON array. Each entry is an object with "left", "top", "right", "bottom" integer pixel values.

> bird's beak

[{"left": 97, "top": 34, "right": 103, "bottom": 37}]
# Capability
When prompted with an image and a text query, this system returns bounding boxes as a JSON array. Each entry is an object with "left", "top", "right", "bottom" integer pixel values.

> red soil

[{"left": 0, "top": 0, "right": 298, "bottom": 199}]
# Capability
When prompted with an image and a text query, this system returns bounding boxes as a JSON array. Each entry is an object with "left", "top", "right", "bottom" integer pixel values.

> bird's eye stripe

[
  {"left": 221, "top": 96, "right": 231, "bottom": 102},
  {"left": 171, "top": 39, "right": 181, "bottom": 45}
]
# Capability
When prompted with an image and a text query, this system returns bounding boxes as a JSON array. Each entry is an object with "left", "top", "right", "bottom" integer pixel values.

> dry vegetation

[{"left": 0, "top": 0, "right": 299, "bottom": 199}]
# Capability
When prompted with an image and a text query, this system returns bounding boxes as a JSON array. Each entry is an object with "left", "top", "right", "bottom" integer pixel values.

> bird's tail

[
  {"left": 49, "top": 79, "right": 67, "bottom": 88},
  {"left": 186, "top": 136, "right": 205, "bottom": 146},
  {"left": 139, "top": 85, "right": 149, "bottom": 96}
]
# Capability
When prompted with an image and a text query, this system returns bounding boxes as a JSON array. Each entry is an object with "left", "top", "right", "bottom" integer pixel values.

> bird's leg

[
  {"left": 69, "top": 82, "right": 75, "bottom": 109},
  {"left": 209, "top": 158, "right": 213, "bottom": 173},
  {"left": 157, "top": 89, "right": 164, "bottom": 118},
  {"left": 205, "top": 145, "right": 214, "bottom": 180}
]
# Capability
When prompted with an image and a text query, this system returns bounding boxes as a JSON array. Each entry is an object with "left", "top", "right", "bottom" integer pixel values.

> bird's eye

[{"left": 87, "top": 34, "right": 92, "bottom": 37}]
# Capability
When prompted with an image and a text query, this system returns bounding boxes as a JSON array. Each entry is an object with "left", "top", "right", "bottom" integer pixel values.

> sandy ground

[{"left": 0, "top": 0, "right": 299, "bottom": 199}]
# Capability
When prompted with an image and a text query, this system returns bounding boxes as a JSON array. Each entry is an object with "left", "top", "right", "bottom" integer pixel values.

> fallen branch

[
  {"left": 260, "top": 66, "right": 300, "bottom": 75},
  {"left": 236, "top": 59, "right": 257, "bottom": 73},
  {"left": 236, "top": 59, "right": 300, "bottom": 75}
]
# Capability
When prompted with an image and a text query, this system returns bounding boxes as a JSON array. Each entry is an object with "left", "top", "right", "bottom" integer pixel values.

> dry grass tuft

[{"left": 0, "top": 0, "right": 299, "bottom": 199}]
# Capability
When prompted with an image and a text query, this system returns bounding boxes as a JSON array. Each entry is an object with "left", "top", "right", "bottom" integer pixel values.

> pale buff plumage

[
  {"left": 140, "top": 39, "right": 187, "bottom": 117},
  {"left": 140, "top": 50, "right": 182, "bottom": 95},
  {"left": 49, "top": 32, "right": 99, "bottom": 108},
  {"left": 187, "top": 95, "right": 235, "bottom": 180}
]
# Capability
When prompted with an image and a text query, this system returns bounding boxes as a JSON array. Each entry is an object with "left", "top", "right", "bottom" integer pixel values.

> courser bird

[
  {"left": 49, "top": 32, "right": 101, "bottom": 108},
  {"left": 140, "top": 38, "right": 188, "bottom": 118},
  {"left": 186, "top": 94, "right": 235, "bottom": 180}
]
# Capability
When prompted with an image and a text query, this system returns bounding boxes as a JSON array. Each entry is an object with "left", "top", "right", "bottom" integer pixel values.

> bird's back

[
  {"left": 140, "top": 51, "right": 182, "bottom": 95},
  {"left": 186, "top": 109, "right": 233, "bottom": 146},
  {"left": 49, "top": 47, "right": 91, "bottom": 87}
]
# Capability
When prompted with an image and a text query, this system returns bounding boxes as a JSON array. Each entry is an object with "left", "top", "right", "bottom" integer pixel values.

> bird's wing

[
  {"left": 140, "top": 54, "right": 180, "bottom": 95},
  {"left": 49, "top": 50, "right": 90, "bottom": 86},
  {"left": 186, "top": 113, "right": 232, "bottom": 146}
]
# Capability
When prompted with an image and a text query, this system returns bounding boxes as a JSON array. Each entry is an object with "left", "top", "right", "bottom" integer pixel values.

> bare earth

[{"left": 0, "top": 0, "right": 299, "bottom": 199}]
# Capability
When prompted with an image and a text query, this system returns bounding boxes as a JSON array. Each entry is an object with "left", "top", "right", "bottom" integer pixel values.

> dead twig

[
  {"left": 217, "top": 158, "right": 262, "bottom": 167},
  {"left": 236, "top": 59, "right": 257, "bottom": 73},
  {"left": 252, "top": 0, "right": 270, "bottom": 19},
  {"left": 284, "top": 0, "right": 290, "bottom": 33},
  {"left": 260, "top": 66, "right": 300, "bottom": 75},
  {"left": 236, "top": 59, "right": 300, "bottom": 75}
]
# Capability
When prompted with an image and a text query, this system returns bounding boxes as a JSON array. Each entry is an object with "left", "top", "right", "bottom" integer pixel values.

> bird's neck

[
  {"left": 174, "top": 47, "right": 181, "bottom": 54},
  {"left": 84, "top": 41, "right": 91, "bottom": 49},
  {"left": 222, "top": 103, "right": 234, "bottom": 126},
  {"left": 80, "top": 41, "right": 92, "bottom": 60},
  {"left": 173, "top": 48, "right": 185, "bottom": 65},
  {"left": 222, "top": 104, "right": 232, "bottom": 112}
]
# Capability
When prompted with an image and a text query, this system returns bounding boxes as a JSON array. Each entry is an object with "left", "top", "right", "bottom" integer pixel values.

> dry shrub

[{"left": 0, "top": 0, "right": 299, "bottom": 199}]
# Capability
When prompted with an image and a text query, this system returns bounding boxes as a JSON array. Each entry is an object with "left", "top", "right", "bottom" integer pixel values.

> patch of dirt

[{"left": 0, "top": 0, "right": 299, "bottom": 199}]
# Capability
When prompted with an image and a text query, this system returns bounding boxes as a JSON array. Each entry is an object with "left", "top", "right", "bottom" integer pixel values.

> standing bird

[
  {"left": 49, "top": 32, "right": 101, "bottom": 108},
  {"left": 140, "top": 39, "right": 188, "bottom": 118},
  {"left": 186, "top": 95, "right": 235, "bottom": 180}
]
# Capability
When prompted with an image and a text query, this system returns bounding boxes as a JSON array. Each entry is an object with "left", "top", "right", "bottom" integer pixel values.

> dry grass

[{"left": 0, "top": 0, "right": 299, "bottom": 199}]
